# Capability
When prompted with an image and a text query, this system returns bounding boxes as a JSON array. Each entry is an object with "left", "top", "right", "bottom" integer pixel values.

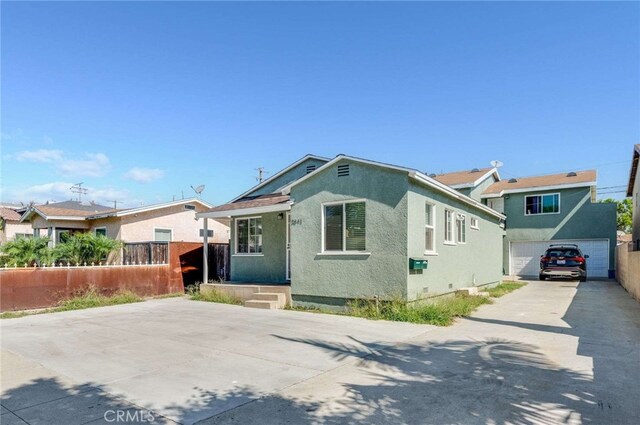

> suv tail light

[
  {"left": 541, "top": 256, "right": 550, "bottom": 263},
  {"left": 574, "top": 256, "right": 585, "bottom": 264}
]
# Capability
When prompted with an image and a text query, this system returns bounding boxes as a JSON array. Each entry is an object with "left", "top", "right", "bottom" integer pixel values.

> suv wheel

[
  {"left": 580, "top": 275, "right": 587, "bottom": 282},
  {"left": 539, "top": 274, "right": 546, "bottom": 281}
]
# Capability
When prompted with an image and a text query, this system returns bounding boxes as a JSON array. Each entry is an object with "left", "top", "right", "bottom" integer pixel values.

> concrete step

[
  {"left": 244, "top": 300, "right": 278, "bottom": 309},
  {"left": 252, "top": 292, "right": 286, "bottom": 305}
]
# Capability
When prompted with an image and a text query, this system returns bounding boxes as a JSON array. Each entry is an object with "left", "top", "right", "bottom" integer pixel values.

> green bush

[
  {"left": 53, "top": 233, "right": 122, "bottom": 265},
  {"left": 0, "top": 237, "right": 53, "bottom": 267}
]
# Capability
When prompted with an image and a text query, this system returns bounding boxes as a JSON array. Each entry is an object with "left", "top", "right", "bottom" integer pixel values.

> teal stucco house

[
  {"left": 433, "top": 166, "right": 617, "bottom": 278},
  {"left": 199, "top": 154, "right": 506, "bottom": 306}
]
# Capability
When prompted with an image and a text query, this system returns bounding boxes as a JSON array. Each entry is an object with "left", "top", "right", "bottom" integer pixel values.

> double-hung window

[
  {"left": 236, "top": 217, "right": 263, "bottom": 254},
  {"left": 470, "top": 217, "right": 479, "bottom": 229},
  {"left": 456, "top": 214, "right": 466, "bottom": 244},
  {"left": 444, "top": 209, "right": 454, "bottom": 244},
  {"left": 425, "top": 203, "right": 436, "bottom": 253},
  {"left": 323, "top": 201, "right": 366, "bottom": 252},
  {"left": 525, "top": 193, "right": 560, "bottom": 215}
]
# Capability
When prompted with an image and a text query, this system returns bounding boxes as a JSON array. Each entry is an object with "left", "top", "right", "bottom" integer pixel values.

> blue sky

[{"left": 2, "top": 1, "right": 638, "bottom": 207}]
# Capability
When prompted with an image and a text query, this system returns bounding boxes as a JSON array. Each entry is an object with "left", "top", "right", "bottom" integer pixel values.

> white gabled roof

[
  {"left": 88, "top": 198, "right": 213, "bottom": 219},
  {"left": 229, "top": 154, "right": 330, "bottom": 203},
  {"left": 282, "top": 154, "right": 506, "bottom": 220}
]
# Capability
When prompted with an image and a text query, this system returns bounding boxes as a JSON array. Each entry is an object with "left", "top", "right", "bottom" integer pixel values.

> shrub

[
  {"left": 53, "top": 233, "right": 122, "bottom": 265},
  {"left": 0, "top": 237, "right": 53, "bottom": 267}
]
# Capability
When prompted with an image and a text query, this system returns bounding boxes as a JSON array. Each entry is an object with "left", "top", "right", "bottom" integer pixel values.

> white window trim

[
  {"left": 153, "top": 227, "right": 173, "bottom": 242},
  {"left": 321, "top": 199, "right": 368, "bottom": 254},
  {"left": 234, "top": 216, "right": 263, "bottom": 255},
  {"left": 444, "top": 209, "right": 456, "bottom": 245},
  {"left": 456, "top": 213, "right": 467, "bottom": 244},
  {"left": 425, "top": 202, "right": 437, "bottom": 255},
  {"left": 470, "top": 217, "right": 479, "bottom": 230},
  {"left": 94, "top": 227, "right": 107, "bottom": 236},
  {"left": 524, "top": 192, "right": 561, "bottom": 216}
]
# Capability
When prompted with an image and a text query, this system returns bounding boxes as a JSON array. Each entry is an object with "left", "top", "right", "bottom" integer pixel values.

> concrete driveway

[{"left": 2, "top": 280, "right": 639, "bottom": 424}]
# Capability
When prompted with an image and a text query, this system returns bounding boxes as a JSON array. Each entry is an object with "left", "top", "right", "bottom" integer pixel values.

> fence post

[{"left": 203, "top": 218, "right": 209, "bottom": 284}]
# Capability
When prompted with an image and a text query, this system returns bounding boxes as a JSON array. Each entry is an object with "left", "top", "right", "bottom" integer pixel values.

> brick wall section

[
  {"left": 616, "top": 243, "right": 640, "bottom": 302},
  {"left": 0, "top": 265, "right": 176, "bottom": 311}
]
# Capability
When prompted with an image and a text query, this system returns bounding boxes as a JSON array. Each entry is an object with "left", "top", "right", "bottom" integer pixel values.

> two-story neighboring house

[
  {"left": 627, "top": 144, "right": 640, "bottom": 250},
  {"left": 481, "top": 171, "right": 617, "bottom": 279}
]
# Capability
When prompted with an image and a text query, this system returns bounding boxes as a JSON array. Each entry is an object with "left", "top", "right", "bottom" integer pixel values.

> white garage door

[{"left": 510, "top": 239, "right": 609, "bottom": 278}]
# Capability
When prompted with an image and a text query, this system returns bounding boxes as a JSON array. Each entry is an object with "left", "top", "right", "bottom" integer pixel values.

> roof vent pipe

[
  {"left": 508, "top": 178, "right": 518, "bottom": 183},
  {"left": 566, "top": 172, "right": 578, "bottom": 177}
]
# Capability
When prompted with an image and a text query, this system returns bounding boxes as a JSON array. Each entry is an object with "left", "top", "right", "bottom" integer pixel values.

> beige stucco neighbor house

[
  {"left": 0, "top": 207, "right": 33, "bottom": 243},
  {"left": 20, "top": 198, "right": 230, "bottom": 245}
]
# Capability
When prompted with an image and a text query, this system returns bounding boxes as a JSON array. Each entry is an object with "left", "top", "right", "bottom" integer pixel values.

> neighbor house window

[
  {"left": 456, "top": 214, "right": 466, "bottom": 244},
  {"left": 200, "top": 229, "right": 214, "bottom": 238},
  {"left": 525, "top": 193, "right": 560, "bottom": 215},
  {"left": 470, "top": 217, "right": 479, "bottom": 229},
  {"left": 154, "top": 228, "right": 172, "bottom": 242},
  {"left": 236, "top": 217, "right": 262, "bottom": 254},
  {"left": 15, "top": 233, "right": 33, "bottom": 240},
  {"left": 444, "top": 209, "right": 454, "bottom": 244},
  {"left": 323, "top": 201, "right": 366, "bottom": 252},
  {"left": 425, "top": 203, "right": 436, "bottom": 253},
  {"left": 95, "top": 227, "right": 107, "bottom": 237}
]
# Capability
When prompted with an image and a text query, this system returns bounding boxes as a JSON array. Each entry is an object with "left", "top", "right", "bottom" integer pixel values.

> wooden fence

[{"left": 123, "top": 242, "right": 169, "bottom": 264}]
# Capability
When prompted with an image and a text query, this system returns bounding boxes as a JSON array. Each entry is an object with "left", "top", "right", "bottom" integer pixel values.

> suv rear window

[{"left": 546, "top": 249, "right": 580, "bottom": 257}]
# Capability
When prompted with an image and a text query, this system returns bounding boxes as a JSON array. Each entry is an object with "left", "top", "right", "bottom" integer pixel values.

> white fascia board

[
  {"left": 480, "top": 181, "right": 597, "bottom": 199},
  {"left": 45, "top": 216, "right": 88, "bottom": 221},
  {"left": 196, "top": 203, "right": 291, "bottom": 219},
  {"left": 230, "top": 155, "right": 330, "bottom": 203},
  {"left": 410, "top": 173, "right": 506, "bottom": 220}
]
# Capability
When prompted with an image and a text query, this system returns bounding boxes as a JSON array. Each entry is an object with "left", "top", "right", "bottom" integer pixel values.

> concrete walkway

[{"left": 2, "top": 280, "right": 639, "bottom": 424}]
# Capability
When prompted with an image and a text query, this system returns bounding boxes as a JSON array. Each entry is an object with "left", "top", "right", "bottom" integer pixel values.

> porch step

[
  {"left": 251, "top": 292, "right": 286, "bottom": 306},
  {"left": 244, "top": 300, "right": 279, "bottom": 309}
]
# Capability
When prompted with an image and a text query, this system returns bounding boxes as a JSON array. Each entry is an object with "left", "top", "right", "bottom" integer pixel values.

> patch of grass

[
  {"left": 288, "top": 294, "right": 493, "bottom": 326},
  {"left": 0, "top": 288, "right": 144, "bottom": 319},
  {"left": 150, "top": 292, "right": 185, "bottom": 300},
  {"left": 347, "top": 294, "right": 492, "bottom": 326},
  {"left": 484, "top": 281, "right": 527, "bottom": 298},
  {"left": 190, "top": 288, "right": 242, "bottom": 305}
]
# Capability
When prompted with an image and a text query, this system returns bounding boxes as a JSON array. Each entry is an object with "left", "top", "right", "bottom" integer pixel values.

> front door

[{"left": 286, "top": 212, "right": 291, "bottom": 281}]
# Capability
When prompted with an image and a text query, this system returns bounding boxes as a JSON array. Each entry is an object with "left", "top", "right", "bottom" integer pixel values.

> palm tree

[
  {"left": 53, "top": 232, "right": 122, "bottom": 265},
  {"left": 0, "top": 237, "right": 52, "bottom": 267}
]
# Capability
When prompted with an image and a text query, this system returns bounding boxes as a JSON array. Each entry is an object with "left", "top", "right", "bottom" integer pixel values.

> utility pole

[
  {"left": 70, "top": 183, "right": 88, "bottom": 202},
  {"left": 107, "top": 200, "right": 119, "bottom": 209}
]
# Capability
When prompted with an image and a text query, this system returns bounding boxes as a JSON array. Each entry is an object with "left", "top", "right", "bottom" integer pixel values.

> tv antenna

[
  {"left": 70, "top": 182, "right": 88, "bottom": 202},
  {"left": 191, "top": 184, "right": 205, "bottom": 198},
  {"left": 255, "top": 167, "right": 269, "bottom": 183},
  {"left": 490, "top": 160, "right": 504, "bottom": 169},
  {"left": 106, "top": 200, "right": 121, "bottom": 209}
]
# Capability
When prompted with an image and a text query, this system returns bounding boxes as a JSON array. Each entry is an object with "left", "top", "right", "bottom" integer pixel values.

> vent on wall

[
  {"left": 184, "top": 204, "right": 196, "bottom": 210},
  {"left": 306, "top": 165, "right": 317, "bottom": 174},
  {"left": 337, "top": 164, "right": 350, "bottom": 177}
]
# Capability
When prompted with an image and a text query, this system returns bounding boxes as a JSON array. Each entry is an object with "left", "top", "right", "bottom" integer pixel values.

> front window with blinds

[
  {"left": 444, "top": 209, "right": 454, "bottom": 244},
  {"left": 323, "top": 201, "right": 366, "bottom": 252},
  {"left": 236, "top": 217, "right": 263, "bottom": 254},
  {"left": 425, "top": 203, "right": 436, "bottom": 253}
]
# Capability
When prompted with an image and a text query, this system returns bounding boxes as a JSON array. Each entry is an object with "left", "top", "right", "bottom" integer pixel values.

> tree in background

[
  {"left": 600, "top": 198, "right": 632, "bottom": 233},
  {"left": 53, "top": 233, "right": 122, "bottom": 265},
  {"left": 0, "top": 237, "right": 52, "bottom": 267}
]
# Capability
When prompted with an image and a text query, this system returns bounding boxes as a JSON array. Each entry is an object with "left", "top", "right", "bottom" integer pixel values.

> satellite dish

[
  {"left": 191, "top": 184, "right": 205, "bottom": 198},
  {"left": 490, "top": 160, "right": 504, "bottom": 168}
]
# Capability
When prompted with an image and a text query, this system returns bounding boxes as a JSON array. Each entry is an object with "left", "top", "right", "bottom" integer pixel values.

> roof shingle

[
  {"left": 483, "top": 170, "right": 596, "bottom": 196},
  {"left": 432, "top": 167, "right": 495, "bottom": 186},
  {"left": 206, "top": 194, "right": 290, "bottom": 213},
  {"left": 0, "top": 208, "right": 22, "bottom": 221}
]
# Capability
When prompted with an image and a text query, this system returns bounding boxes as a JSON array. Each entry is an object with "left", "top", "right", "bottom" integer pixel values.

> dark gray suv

[{"left": 539, "top": 244, "right": 588, "bottom": 282}]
